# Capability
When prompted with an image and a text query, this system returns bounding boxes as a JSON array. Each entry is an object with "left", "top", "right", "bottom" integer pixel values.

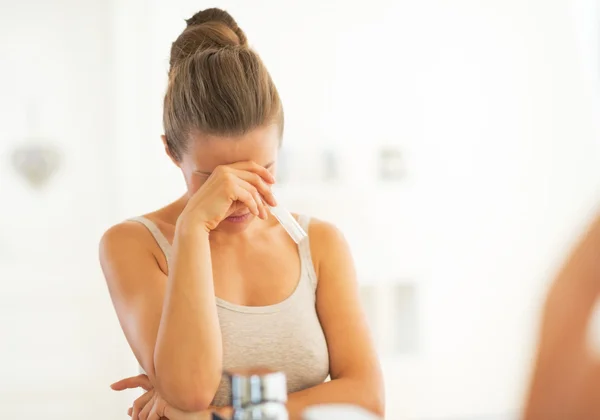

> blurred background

[{"left": 1, "top": 0, "right": 600, "bottom": 418}]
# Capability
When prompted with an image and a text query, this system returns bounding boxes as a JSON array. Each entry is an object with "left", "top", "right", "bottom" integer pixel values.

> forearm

[
  {"left": 154, "top": 227, "right": 222, "bottom": 410},
  {"left": 286, "top": 378, "right": 384, "bottom": 419}
]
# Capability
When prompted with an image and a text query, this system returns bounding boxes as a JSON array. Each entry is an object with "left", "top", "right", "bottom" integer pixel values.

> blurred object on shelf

[
  {"left": 275, "top": 146, "right": 342, "bottom": 185},
  {"left": 322, "top": 148, "right": 339, "bottom": 182},
  {"left": 359, "top": 281, "right": 419, "bottom": 357},
  {"left": 378, "top": 146, "right": 405, "bottom": 181}
]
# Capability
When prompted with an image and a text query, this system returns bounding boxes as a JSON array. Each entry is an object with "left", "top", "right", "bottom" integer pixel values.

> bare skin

[
  {"left": 100, "top": 125, "right": 384, "bottom": 419},
  {"left": 523, "top": 213, "right": 600, "bottom": 420}
]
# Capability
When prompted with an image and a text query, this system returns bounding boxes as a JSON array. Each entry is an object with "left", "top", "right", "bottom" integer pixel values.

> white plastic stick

[{"left": 268, "top": 204, "right": 307, "bottom": 244}]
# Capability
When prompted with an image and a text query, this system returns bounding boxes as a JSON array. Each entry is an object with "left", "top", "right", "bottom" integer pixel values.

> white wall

[
  {"left": 1, "top": 0, "right": 599, "bottom": 419},
  {"left": 0, "top": 0, "right": 133, "bottom": 417},
  {"left": 397, "top": 0, "right": 600, "bottom": 418}
]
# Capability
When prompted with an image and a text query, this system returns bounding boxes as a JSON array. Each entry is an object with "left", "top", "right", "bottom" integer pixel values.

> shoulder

[
  {"left": 307, "top": 218, "right": 347, "bottom": 248},
  {"left": 100, "top": 220, "right": 149, "bottom": 250},
  {"left": 99, "top": 220, "right": 157, "bottom": 267},
  {"left": 305, "top": 217, "right": 353, "bottom": 278},
  {"left": 99, "top": 219, "right": 170, "bottom": 293}
]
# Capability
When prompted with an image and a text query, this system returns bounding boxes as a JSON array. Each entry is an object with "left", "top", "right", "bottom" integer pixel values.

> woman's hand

[
  {"left": 111, "top": 374, "right": 168, "bottom": 419},
  {"left": 179, "top": 161, "right": 277, "bottom": 232},
  {"left": 111, "top": 374, "right": 231, "bottom": 420}
]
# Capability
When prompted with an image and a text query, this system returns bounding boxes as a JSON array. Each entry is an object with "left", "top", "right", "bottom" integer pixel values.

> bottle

[{"left": 227, "top": 367, "right": 289, "bottom": 420}]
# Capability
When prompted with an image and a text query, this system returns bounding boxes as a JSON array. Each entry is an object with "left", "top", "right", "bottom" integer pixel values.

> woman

[
  {"left": 523, "top": 213, "right": 600, "bottom": 420},
  {"left": 100, "top": 7, "right": 384, "bottom": 420}
]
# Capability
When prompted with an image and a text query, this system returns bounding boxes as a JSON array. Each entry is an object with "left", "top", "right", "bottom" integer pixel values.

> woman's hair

[{"left": 164, "top": 8, "right": 283, "bottom": 161}]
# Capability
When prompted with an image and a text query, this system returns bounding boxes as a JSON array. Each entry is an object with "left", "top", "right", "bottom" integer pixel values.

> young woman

[{"left": 100, "top": 8, "right": 384, "bottom": 420}]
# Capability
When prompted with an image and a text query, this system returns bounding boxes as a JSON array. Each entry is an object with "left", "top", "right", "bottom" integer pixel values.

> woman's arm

[
  {"left": 523, "top": 214, "right": 600, "bottom": 420},
  {"left": 155, "top": 224, "right": 222, "bottom": 409},
  {"left": 285, "top": 220, "right": 385, "bottom": 418},
  {"left": 100, "top": 222, "right": 222, "bottom": 412}
]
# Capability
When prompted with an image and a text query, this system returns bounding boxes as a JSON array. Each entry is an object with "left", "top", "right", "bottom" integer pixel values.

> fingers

[
  {"left": 233, "top": 179, "right": 268, "bottom": 220},
  {"left": 145, "top": 409, "right": 161, "bottom": 420},
  {"left": 230, "top": 169, "right": 277, "bottom": 207},
  {"left": 230, "top": 161, "right": 276, "bottom": 184},
  {"left": 111, "top": 374, "right": 152, "bottom": 391},
  {"left": 131, "top": 390, "right": 154, "bottom": 420},
  {"left": 218, "top": 162, "right": 277, "bottom": 206},
  {"left": 138, "top": 393, "right": 156, "bottom": 420},
  {"left": 145, "top": 398, "right": 165, "bottom": 420}
]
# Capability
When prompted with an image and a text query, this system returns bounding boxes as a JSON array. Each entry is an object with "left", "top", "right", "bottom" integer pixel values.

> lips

[
  {"left": 228, "top": 212, "right": 251, "bottom": 218},
  {"left": 225, "top": 212, "right": 252, "bottom": 223}
]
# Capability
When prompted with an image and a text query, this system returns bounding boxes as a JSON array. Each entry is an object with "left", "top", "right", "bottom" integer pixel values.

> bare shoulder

[
  {"left": 99, "top": 220, "right": 165, "bottom": 279},
  {"left": 305, "top": 217, "right": 353, "bottom": 279},
  {"left": 99, "top": 220, "right": 153, "bottom": 259},
  {"left": 307, "top": 218, "right": 347, "bottom": 248}
]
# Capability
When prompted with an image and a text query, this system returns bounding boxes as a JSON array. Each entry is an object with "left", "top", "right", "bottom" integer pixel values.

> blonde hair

[{"left": 163, "top": 8, "right": 284, "bottom": 161}]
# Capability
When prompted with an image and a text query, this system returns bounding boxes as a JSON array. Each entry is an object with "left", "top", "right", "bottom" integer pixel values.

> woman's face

[{"left": 171, "top": 124, "right": 280, "bottom": 228}]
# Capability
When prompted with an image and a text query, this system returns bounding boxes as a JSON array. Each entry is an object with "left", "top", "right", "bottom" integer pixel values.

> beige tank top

[{"left": 130, "top": 215, "right": 330, "bottom": 406}]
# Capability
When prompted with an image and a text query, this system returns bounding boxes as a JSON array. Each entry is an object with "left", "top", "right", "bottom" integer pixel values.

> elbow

[
  {"left": 368, "top": 391, "right": 385, "bottom": 418},
  {"left": 360, "top": 379, "right": 385, "bottom": 418},
  {"left": 163, "top": 387, "right": 215, "bottom": 412},
  {"left": 154, "top": 368, "right": 222, "bottom": 412},
  {"left": 153, "top": 349, "right": 223, "bottom": 411}
]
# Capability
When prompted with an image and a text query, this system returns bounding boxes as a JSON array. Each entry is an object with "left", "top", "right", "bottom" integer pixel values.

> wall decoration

[
  {"left": 10, "top": 102, "right": 62, "bottom": 190},
  {"left": 11, "top": 143, "right": 61, "bottom": 189}
]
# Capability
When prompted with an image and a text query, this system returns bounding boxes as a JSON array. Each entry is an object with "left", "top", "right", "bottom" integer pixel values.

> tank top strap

[
  {"left": 128, "top": 216, "right": 172, "bottom": 265},
  {"left": 295, "top": 215, "right": 318, "bottom": 291}
]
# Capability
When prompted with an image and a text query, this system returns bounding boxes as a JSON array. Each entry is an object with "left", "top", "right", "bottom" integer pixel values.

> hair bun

[
  {"left": 169, "top": 8, "right": 249, "bottom": 69},
  {"left": 185, "top": 8, "right": 247, "bottom": 46}
]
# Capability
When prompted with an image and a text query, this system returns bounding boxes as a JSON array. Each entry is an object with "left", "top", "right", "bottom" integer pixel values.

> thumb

[{"left": 110, "top": 374, "right": 152, "bottom": 391}]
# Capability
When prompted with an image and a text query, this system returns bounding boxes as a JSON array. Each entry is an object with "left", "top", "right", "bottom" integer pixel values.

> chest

[{"left": 209, "top": 239, "right": 301, "bottom": 306}]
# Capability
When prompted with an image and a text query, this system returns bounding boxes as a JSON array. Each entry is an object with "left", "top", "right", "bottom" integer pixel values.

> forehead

[{"left": 185, "top": 124, "right": 280, "bottom": 169}]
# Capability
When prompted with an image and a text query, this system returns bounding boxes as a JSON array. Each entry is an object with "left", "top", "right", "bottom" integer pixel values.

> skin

[
  {"left": 100, "top": 124, "right": 385, "bottom": 420},
  {"left": 523, "top": 214, "right": 600, "bottom": 420}
]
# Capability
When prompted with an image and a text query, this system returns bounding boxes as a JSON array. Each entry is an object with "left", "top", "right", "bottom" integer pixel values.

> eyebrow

[{"left": 195, "top": 161, "right": 275, "bottom": 176}]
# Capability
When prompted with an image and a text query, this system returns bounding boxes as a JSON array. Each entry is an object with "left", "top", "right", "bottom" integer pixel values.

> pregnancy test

[{"left": 268, "top": 203, "right": 307, "bottom": 244}]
